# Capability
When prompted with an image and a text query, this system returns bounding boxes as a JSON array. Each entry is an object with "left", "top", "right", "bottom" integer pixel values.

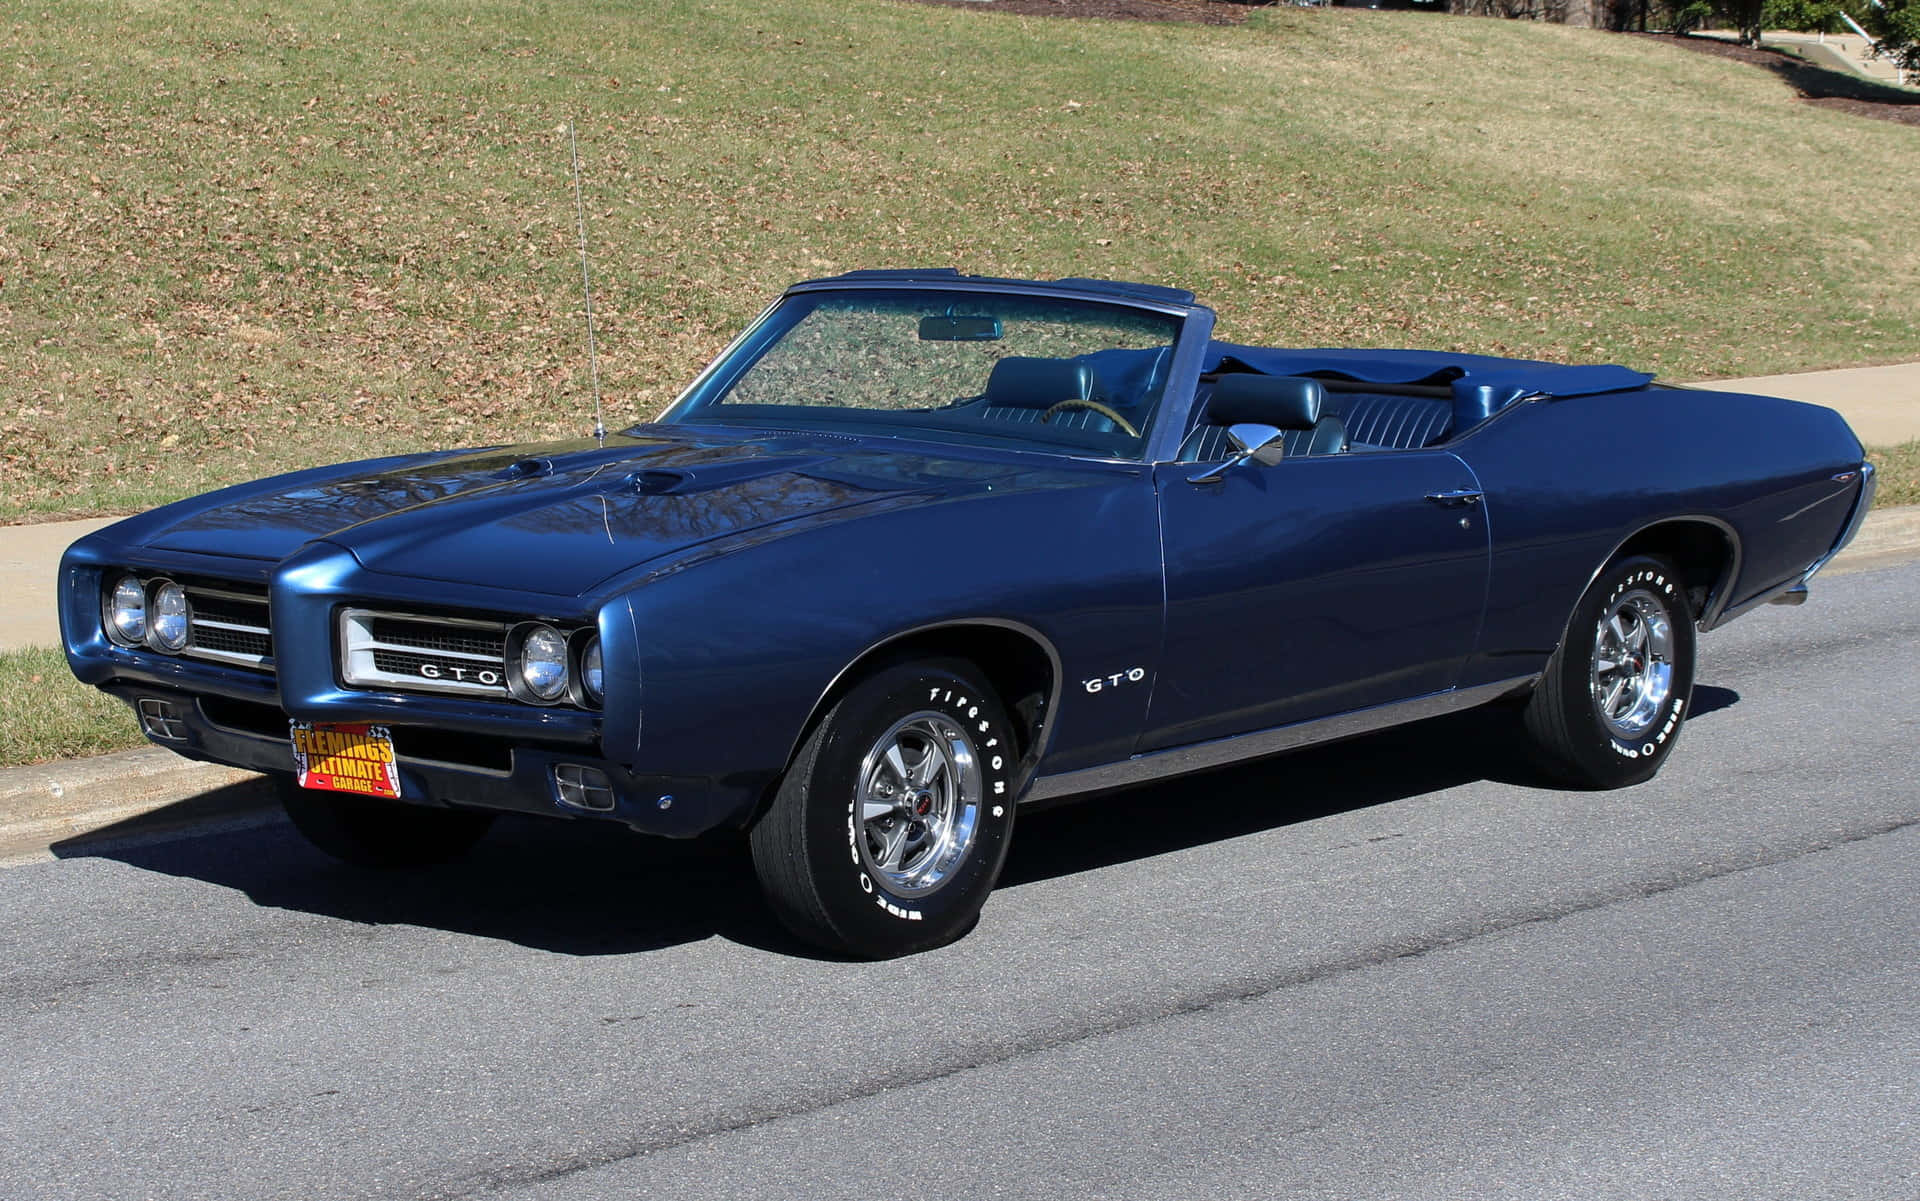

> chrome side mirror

[{"left": 1188, "top": 423, "right": 1286, "bottom": 485}]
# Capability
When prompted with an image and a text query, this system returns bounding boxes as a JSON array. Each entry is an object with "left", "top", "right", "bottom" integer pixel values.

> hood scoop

[
  {"left": 623, "top": 455, "right": 826, "bottom": 497},
  {"left": 502, "top": 457, "right": 555, "bottom": 480},
  {"left": 629, "top": 468, "right": 689, "bottom": 495}
]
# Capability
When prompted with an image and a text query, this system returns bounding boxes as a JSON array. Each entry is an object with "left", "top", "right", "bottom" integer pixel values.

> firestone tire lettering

[{"left": 750, "top": 659, "right": 1019, "bottom": 959}]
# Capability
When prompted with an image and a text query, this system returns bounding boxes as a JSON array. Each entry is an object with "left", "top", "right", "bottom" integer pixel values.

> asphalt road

[{"left": 3, "top": 562, "right": 1916, "bottom": 1201}]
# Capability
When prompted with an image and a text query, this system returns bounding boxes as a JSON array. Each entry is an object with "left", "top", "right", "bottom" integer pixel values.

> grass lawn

[
  {"left": 0, "top": 646, "right": 142, "bottom": 767},
  {"left": 3, "top": 0, "right": 1918, "bottom": 520},
  {"left": 1868, "top": 441, "right": 1920, "bottom": 507}
]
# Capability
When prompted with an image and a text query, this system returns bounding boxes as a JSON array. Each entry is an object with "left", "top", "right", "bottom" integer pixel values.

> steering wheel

[{"left": 1042, "top": 399, "right": 1141, "bottom": 439}]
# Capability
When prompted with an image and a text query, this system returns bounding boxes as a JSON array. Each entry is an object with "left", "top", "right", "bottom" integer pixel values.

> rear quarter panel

[{"left": 1455, "top": 385, "right": 1865, "bottom": 683}]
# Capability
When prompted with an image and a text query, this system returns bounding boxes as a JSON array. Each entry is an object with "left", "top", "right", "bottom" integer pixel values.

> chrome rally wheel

[
  {"left": 1589, "top": 586, "right": 1676, "bottom": 742},
  {"left": 856, "top": 712, "right": 983, "bottom": 898},
  {"left": 1522, "top": 554, "right": 1697, "bottom": 788}
]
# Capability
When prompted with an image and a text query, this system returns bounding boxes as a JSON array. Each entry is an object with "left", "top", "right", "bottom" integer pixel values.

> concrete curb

[
  {"left": 3, "top": 505, "right": 1918, "bottom": 864},
  {"left": 1824, "top": 503, "right": 1920, "bottom": 577},
  {"left": 0, "top": 749, "right": 274, "bottom": 863}
]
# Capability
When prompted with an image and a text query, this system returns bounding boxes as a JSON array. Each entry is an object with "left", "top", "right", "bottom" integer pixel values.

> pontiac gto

[{"left": 61, "top": 270, "right": 1876, "bottom": 956}]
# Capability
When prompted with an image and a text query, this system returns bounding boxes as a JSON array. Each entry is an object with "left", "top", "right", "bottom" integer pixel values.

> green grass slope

[
  {"left": 0, "top": 646, "right": 141, "bottom": 766},
  {"left": 3, "top": 0, "right": 1915, "bottom": 519}
]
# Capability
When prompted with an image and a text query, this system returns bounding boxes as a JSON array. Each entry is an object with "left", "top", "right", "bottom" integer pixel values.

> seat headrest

[
  {"left": 983, "top": 356, "right": 1096, "bottom": 410},
  {"left": 1207, "top": 374, "right": 1323, "bottom": 430}
]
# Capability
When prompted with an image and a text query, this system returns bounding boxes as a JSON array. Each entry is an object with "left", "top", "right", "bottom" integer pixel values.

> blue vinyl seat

[
  {"left": 1321, "top": 392, "right": 1452, "bottom": 449},
  {"left": 1177, "top": 375, "right": 1348, "bottom": 462},
  {"left": 978, "top": 356, "right": 1116, "bottom": 433}
]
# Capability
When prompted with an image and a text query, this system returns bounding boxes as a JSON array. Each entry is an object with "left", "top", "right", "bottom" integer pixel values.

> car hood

[{"left": 133, "top": 428, "right": 1090, "bottom": 596}]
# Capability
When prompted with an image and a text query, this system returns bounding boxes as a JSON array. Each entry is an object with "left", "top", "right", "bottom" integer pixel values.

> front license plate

[{"left": 290, "top": 721, "right": 402, "bottom": 799}]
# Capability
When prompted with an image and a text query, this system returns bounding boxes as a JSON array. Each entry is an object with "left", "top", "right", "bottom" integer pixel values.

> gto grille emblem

[{"left": 418, "top": 662, "right": 502, "bottom": 686}]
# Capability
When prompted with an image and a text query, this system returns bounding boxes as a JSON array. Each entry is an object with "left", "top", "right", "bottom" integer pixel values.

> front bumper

[{"left": 106, "top": 684, "right": 718, "bottom": 838}]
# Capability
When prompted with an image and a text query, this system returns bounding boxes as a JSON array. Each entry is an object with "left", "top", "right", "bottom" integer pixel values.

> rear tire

[
  {"left": 1522, "top": 554, "right": 1696, "bottom": 788},
  {"left": 277, "top": 776, "right": 495, "bottom": 868},
  {"left": 749, "top": 660, "right": 1019, "bottom": 958}
]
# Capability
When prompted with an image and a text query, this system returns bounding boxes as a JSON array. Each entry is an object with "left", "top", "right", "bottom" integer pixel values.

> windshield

[{"left": 660, "top": 288, "right": 1184, "bottom": 460}]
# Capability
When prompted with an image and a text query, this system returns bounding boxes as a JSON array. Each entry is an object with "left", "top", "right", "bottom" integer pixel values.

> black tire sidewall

[
  {"left": 1550, "top": 556, "right": 1697, "bottom": 785},
  {"left": 799, "top": 662, "right": 1019, "bottom": 955}
]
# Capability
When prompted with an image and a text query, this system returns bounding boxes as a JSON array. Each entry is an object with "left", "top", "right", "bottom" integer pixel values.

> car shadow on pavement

[
  {"left": 1004, "top": 681, "right": 1742, "bottom": 887},
  {"left": 53, "top": 682, "right": 1739, "bottom": 959},
  {"left": 1003, "top": 703, "right": 1542, "bottom": 888},
  {"left": 1687, "top": 684, "right": 1739, "bottom": 719},
  {"left": 60, "top": 809, "right": 791, "bottom": 956}
]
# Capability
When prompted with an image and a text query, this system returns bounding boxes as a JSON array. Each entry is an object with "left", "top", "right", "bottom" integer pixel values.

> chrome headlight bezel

[
  {"left": 577, "top": 635, "right": 604, "bottom": 707},
  {"left": 104, "top": 574, "right": 148, "bottom": 647},
  {"left": 149, "top": 580, "right": 191, "bottom": 653},
  {"left": 506, "top": 621, "right": 570, "bottom": 705}
]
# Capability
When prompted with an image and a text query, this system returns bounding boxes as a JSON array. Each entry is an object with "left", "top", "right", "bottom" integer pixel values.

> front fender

[{"left": 615, "top": 474, "right": 1164, "bottom": 825}]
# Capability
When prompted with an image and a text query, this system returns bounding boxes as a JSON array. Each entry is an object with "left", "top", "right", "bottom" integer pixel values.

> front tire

[
  {"left": 277, "top": 776, "right": 496, "bottom": 868},
  {"left": 1522, "top": 554, "right": 1697, "bottom": 788},
  {"left": 749, "top": 660, "right": 1020, "bottom": 958}
]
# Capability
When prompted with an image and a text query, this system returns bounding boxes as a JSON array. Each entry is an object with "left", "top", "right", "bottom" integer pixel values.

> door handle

[{"left": 1425, "top": 489, "right": 1484, "bottom": 506}]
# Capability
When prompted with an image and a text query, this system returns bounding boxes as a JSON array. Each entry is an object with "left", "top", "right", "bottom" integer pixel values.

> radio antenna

[{"left": 567, "top": 119, "right": 606, "bottom": 445}]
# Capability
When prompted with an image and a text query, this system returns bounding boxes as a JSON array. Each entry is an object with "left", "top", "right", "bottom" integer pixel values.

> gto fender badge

[{"left": 1083, "top": 667, "right": 1148, "bottom": 695}]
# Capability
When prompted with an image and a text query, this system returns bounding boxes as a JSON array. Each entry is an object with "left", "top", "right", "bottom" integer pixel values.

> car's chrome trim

[
  {"left": 1573, "top": 515, "right": 1743, "bottom": 632},
  {"left": 1701, "top": 462, "right": 1874, "bottom": 630},
  {"left": 781, "top": 275, "right": 1201, "bottom": 319},
  {"left": 1798, "top": 460, "right": 1876, "bottom": 587},
  {"left": 657, "top": 296, "right": 784, "bottom": 419},
  {"left": 1021, "top": 675, "right": 1536, "bottom": 804},
  {"left": 178, "top": 581, "right": 273, "bottom": 673},
  {"left": 185, "top": 647, "right": 275, "bottom": 670},
  {"left": 1713, "top": 575, "right": 1816, "bottom": 626},
  {"left": 185, "top": 585, "right": 269, "bottom": 603},
  {"left": 1145, "top": 303, "right": 1218, "bottom": 465},
  {"left": 339, "top": 608, "right": 512, "bottom": 700}
]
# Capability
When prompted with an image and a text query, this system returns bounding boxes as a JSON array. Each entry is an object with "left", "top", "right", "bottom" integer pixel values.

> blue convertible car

[{"left": 61, "top": 270, "right": 1875, "bottom": 956}]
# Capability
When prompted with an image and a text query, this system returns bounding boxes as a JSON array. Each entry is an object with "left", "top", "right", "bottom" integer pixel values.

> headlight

[
  {"left": 513, "top": 624, "right": 569, "bottom": 702},
  {"left": 150, "top": 581, "right": 190, "bottom": 652},
  {"left": 580, "top": 637, "right": 604, "bottom": 705},
  {"left": 106, "top": 575, "right": 147, "bottom": 646}
]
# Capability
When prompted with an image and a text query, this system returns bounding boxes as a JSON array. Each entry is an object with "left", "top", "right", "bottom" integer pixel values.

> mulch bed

[{"left": 1632, "top": 32, "right": 1920, "bottom": 128}]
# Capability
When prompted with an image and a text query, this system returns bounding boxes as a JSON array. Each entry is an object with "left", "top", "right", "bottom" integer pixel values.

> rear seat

[{"left": 1319, "top": 392, "right": 1452, "bottom": 450}]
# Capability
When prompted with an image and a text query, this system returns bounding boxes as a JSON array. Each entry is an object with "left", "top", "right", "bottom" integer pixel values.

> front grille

[
  {"left": 374, "top": 628, "right": 504, "bottom": 658},
  {"left": 183, "top": 583, "right": 273, "bottom": 672},
  {"left": 339, "top": 609, "right": 510, "bottom": 699}
]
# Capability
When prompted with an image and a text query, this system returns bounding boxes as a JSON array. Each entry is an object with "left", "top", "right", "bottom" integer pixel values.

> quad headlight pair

[
  {"left": 506, "top": 622, "right": 604, "bottom": 707},
  {"left": 105, "top": 575, "right": 191, "bottom": 653}
]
